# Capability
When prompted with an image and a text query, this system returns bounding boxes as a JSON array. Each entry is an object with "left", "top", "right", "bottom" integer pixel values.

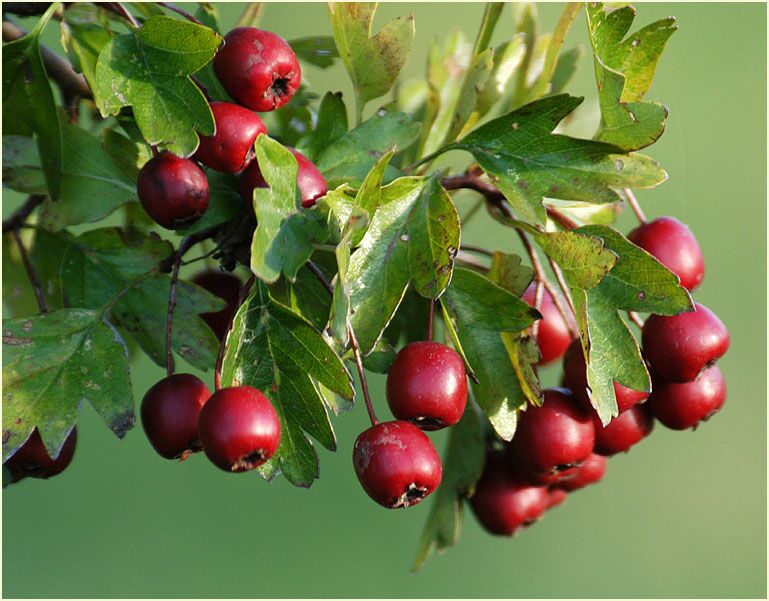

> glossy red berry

[
  {"left": 137, "top": 152, "right": 209, "bottom": 229},
  {"left": 522, "top": 284, "right": 575, "bottom": 365},
  {"left": 191, "top": 271, "right": 242, "bottom": 341},
  {"left": 562, "top": 339, "right": 649, "bottom": 414},
  {"left": 194, "top": 102, "right": 267, "bottom": 173},
  {"left": 628, "top": 216, "right": 705, "bottom": 291},
  {"left": 5, "top": 427, "right": 77, "bottom": 483},
  {"left": 642, "top": 303, "right": 730, "bottom": 382},
  {"left": 470, "top": 452, "right": 549, "bottom": 536},
  {"left": 509, "top": 388, "right": 595, "bottom": 481},
  {"left": 546, "top": 487, "right": 568, "bottom": 509},
  {"left": 240, "top": 147, "right": 327, "bottom": 208},
  {"left": 593, "top": 404, "right": 654, "bottom": 456},
  {"left": 555, "top": 452, "right": 607, "bottom": 492},
  {"left": 213, "top": 27, "right": 301, "bottom": 112},
  {"left": 352, "top": 420, "right": 442, "bottom": 509},
  {"left": 648, "top": 365, "right": 726, "bottom": 430},
  {"left": 386, "top": 341, "right": 467, "bottom": 430},
  {"left": 140, "top": 374, "right": 211, "bottom": 460},
  {"left": 198, "top": 386, "right": 281, "bottom": 472}
]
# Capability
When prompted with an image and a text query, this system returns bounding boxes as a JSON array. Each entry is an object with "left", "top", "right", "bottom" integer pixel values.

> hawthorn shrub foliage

[{"left": 2, "top": 2, "right": 727, "bottom": 569}]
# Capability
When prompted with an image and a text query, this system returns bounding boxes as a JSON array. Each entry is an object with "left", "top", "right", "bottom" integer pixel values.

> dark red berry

[
  {"left": 5, "top": 427, "right": 77, "bottom": 483},
  {"left": 240, "top": 147, "right": 327, "bottom": 208},
  {"left": 648, "top": 365, "right": 726, "bottom": 430},
  {"left": 191, "top": 271, "right": 242, "bottom": 341},
  {"left": 546, "top": 487, "right": 568, "bottom": 509},
  {"left": 386, "top": 341, "right": 467, "bottom": 430},
  {"left": 352, "top": 420, "right": 442, "bottom": 509},
  {"left": 137, "top": 152, "right": 209, "bottom": 229},
  {"left": 522, "top": 284, "right": 575, "bottom": 366},
  {"left": 470, "top": 452, "right": 549, "bottom": 536},
  {"left": 555, "top": 452, "right": 607, "bottom": 492},
  {"left": 642, "top": 303, "right": 730, "bottom": 382},
  {"left": 194, "top": 102, "right": 267, "bottom": 173},
  {"left": 593, "top": 404, "right": 654, "bottom": 456},
  {"left": 509, "top": 388, "right": 595, "bottom": 481},
  {"left": 198, "top": 386, "right": 281, "bottom": 473},
  {"left": 562, "top": 339, "right": 649, "bottom": 414},
  {"left": 213, "top": 27, "right": 301, "bottom": 112},
  {"left": 628, "top": 216, "right": 705, "bottom": 291},
  {"left": 141, "top": 374, "right": 211, "bottom": 460}
]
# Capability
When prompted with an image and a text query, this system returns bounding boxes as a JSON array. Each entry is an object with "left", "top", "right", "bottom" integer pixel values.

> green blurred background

[{"left": 2, "top": 2, "right": 766, "bottom": 598}]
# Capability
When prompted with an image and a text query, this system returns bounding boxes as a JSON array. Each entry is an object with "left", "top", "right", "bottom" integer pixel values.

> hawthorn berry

[
  {"left": 191, "top": 271, "right": 242, "bottom": 341},
  {"left": 352, "top": 420, "right": 442, "bottom": 509},
  {"left": 213, "top": 27, "right": 301, "bottom": 112},
  {"left": 137, "top": 152, "right": 209, "bottom": 229},
  {"left": 593, "top": 404, "right": 654, "bottom": 456},
  {"left": 642, "top": 303, "right": 730, "bottom": 382},
  {"left": 546, "top": 487, "right": 568, "bottom": 510},
  {"left": 522, "top": 284, "right": 574, "bottom": 366},
  {"left": 240, "top": 147, "right": 327, "bottom": 208},
  {"left": 141, "top": 374, "right": 211, "bottom": 460},
  {"left": 469, "top": 452, "right": 549, "bottom": 536},
  {"left": 194, "top": 102, "right": 267, "bottom": 173},
  {"left": 628, "top": 216, "right": 705, "bottom": 291},
  {"left": 648, "top": 365, "right": 726, "bottom": 430},
  {"left": 5, "top": 427, "right": 77, "bottom": 483},
  {"left": 198, "top": 386, "right": 281, "bottom": 473},
  {"left": 385, "top": 341, "right": 467, "bottom": 430},
  {"left": 555, "top": 452, "right": 607, "bottom": 492}
]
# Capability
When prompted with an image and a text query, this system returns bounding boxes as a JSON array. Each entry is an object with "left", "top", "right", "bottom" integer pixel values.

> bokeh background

[{"left": 2, "top": 3, "right": 766, "bottom": 598}]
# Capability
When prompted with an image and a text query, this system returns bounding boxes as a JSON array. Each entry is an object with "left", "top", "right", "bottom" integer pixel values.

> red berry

[
  {"left": 469, "top": 452, "right": 549, "bottom": 536},
  {"left": 137, "top": 152, "right": 209, "bottom": 229},
  {"left": 546, "top": 487, "right": 568, "bottom": 509},
  {"left": 628, "top": 216, "right": 705, "bottom": 291},
  {"left": 198, "top": 386, "right": 281, "bottom": 472},
  {"left": 642, "top": 303, "right": 730, "bottom": 382},
  {"left": 213, "top": 27, "right": 301, "bottom": 112},
  {"left": 593, "top": 404, "right": 654, "bottom": 456},
  {"left": 140, "top": 374, "right": 211, "bottom": 460},
  {"left": 555, "top": 452, "right": 607, "bottom": 492},
  {"left": 562, "top": 339, "right": 649, "bottom": 413},
  {"left": 191, "top": 271, "right": 242, "bottom": 341},
  {"left": 509, "top": 388, "right": 595, "bottom": 480},
  {"left": 240, "top": 147, "right": 327, "bottom": 208},
  {"left": 648, "top": 365, "right": 726, "bottom": 430},
  {"left": 522, "top": 284, "right": 574, "bottom": 365},
  {"left": 352, "top": 420, "right": 442, "bottom": 509},
  {"left": 386, "top": 341, "right": 467, "bottom": 430},
  {"left": 194, "top": 102, "right": 267, "bottom": 173},
  {"left": 5, "top": 427, "right": 77, "bottom": 483}
]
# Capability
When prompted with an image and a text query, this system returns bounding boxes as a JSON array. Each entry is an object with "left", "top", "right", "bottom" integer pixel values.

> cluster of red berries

[
  {"left": 136, "top": 27, "right": 328, "bottom": 231},
  {"left": 469, "top": 215, "right": 730, "bottom": 536}
]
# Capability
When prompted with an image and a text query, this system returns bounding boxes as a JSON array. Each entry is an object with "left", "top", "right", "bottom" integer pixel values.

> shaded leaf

[
  {"left": 298, "top": 91, "right": 348, "bottom": 162},
  {"left": 2, "top": 135, "right": 47, "bottom": 194},
  {"left": 289, "top": 36, "right": 339, "bottom": 68},
  {"left": 59, "top": 3, "right": 113, "bottom": 91}
]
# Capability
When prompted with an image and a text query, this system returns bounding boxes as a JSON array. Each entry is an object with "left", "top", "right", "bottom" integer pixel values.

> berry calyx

[
  {"left": 194, "top": 102, "right": 267, "bottom": 173},
  {"left": 469, "top": 452, "right": 549, "bottom": 536},
  {"left": 240, "top": 147, "right": 327, "bottom": 208},
  {"left": 140, "top": 374, "right": 211, "bottom": 460},
  {"left": 5, "top": 427, "right": 77, "bottom": 483},
  {"left": 522, "top": 284, "right": 575, "bottom": 366},
  {"left": 642, "top": 303, "right": 730, "bottom": 382},
  {"left": 198, "top": 386, "right": 281, "bottom": 473},
  {"left": 593, "top": 404, "right": 654, "bottom": 456},
  {"left": 213, "top": 27, "right": 301, "bottom": 112},
  {"left": 191, "top": 271, "right": 242, "bottom": 341},
  {"left": 352, "top": 420, "right": 442, "bottom": 509},
  {"left": 509, "top": 388, "right": 595, "bottom": 481},
  {"left": 648, "top": 365, "right": 726, "bottom": 430},
  {"left": 628, "top": 216, "right": 705, "bottom": 291},
  {"left": 554, "top": 452, "right": 607, "bottom": 492},
  {"left": 385, "top": 341, "right": 467, "bottom": 430},
  {"left": 137, "top": 152, "right": 210, "bottom": 229}
]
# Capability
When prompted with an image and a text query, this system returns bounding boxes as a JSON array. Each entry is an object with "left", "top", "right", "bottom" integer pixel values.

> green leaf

[
  {"left": 487, "top": 251, "right": 534, "bottom": 297},
  {"left": 94, "top": 16, "right": 221, "bottom": 156},
  {"left": 448, "top": 48, "right": 494, "bottom": 140},
  {"left": 452, "top": 94, "right": 668, "bottom": 224},
  {"left": 220, "top": 283, "right": 353, "bottom": 487},
  {"left": 194, "top": 3, "right": 221, "bottom": 32},
  {"left": 329, "top": 3, "right": 414, "bottom": 112},
  {"left": 298, "top": 92, "right": 348, "bottom": 162},
  {"left": 2, "top": 308, "right": 134, "bottom": 462},
  {"left": 60, "top": 3, "right": 113, "bottom": 91},
  {"left": 2, "top": 135, "right": 47, "bottom": 194},
  {"left": 550, "top": 46, "right": 583, "bottom": 94},
  {"left": 534, "top": 228, "right": 617, "bottom": 289},
  {"left": 289, "top": 36, "right": 339, "bottom": 68},
  {"left": 528, "top": 2, "right": 583, "bottom": 100},
  {"left": 179, "top": 169, "right": 241, "bottom": 234},
  {"left": 2, "top": 4, "right": 63, "bottom": 199},
  {"left": 413, "top": 405, "right": 484, "bottom": 571},
  {"left": 473, "top": 36, "right": 526, "bottom": 118},
  {"left": 101, "top": 128, "right": 152, "bottom": 182}
]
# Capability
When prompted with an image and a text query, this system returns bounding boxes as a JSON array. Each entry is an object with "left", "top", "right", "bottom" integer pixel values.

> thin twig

[
  {"left": 165, "top": 254, "right": 182, "bottom": 377},
  {"left": 11, "top": 228, "right": 48, "bottom": 314},
  {"left": 427, "top": 299, "right": 435, "bottom": 342},
  {"left": 623, "top": 188, "right": 647, "bottom": 224},
  {"left": 101, "top": 2, "right": 140, "bottom": 27},
  {"left": 305, "top": 260, "right": 334, "bottom": 296},
  {"left": 235, "top": 2, "right": 265, "bottom": 28},
  {"left": 531, "top": 279, "right": 544, "bottom": 339},
  {"left": 156, "top": 2, "right": 203, "bottom": 25},
  {"left": 627, "top": 311, "right": 645, "bottom": 330},
  {"left": 3, "top": 195, "right": 45, "bottom": 233},
  {"left": 460, "top": 244, "right": 494, "bottom": 257},
  {"left": 547, "top": 256, "right": 578, "bottom": 338},
  {"left": 158, "top": 224, "right": 223, "bottom": 272},
  {"left": 191, "top": 75, "right": 212, "bottom": 101},
  {"left": 546, "top": 206, "right": 579, "bottom": 230}
]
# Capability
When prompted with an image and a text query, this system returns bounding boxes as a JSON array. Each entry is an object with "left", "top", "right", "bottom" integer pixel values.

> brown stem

[
  {"left": 11, "top": 228, "right": 48, "bottom": 314},
  {"left": 305, "top": 260, "right": 334, "bottom": 296},
  {"left": 165, "top": 254, "right": 181, "bottom": 377},
  {"left": 460, "top": 243, "right": 494, "bottom": 257},
  {"left": 3, "top": 195, "right": 45, "bottom": 233},
  {"left": 623, "top": 188, "right": 647, "bottom": 224},
  {"left": 157, "top": 224, "right": 222, "bottom": 272},
  {"left": 99, "top": 2, "right": 140, "bottom": 27},
  {"left": 156, "top": 2, "right": 203, "bottom": 25},
  {"left": 531, "top": 279, "right": 544, "bottom": 339},
  {"left": 427, "top": 299, "right": 435, "bottom": 342},
  {"left": 191, "top": 75, "right": 212, "bottom": 101},
  {"left": 546, "top": 255, "right": 579, "bottom": 339},
  {"left": 546, "top": 206, "right": 579, "bottom": 230}
]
